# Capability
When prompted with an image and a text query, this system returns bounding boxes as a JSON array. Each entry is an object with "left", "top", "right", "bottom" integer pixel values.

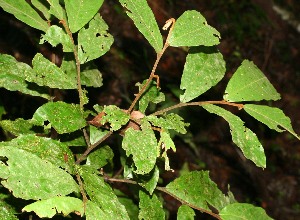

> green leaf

[
  {"left": 31, "top": 0, "right": 51, "bottom": 20},
  {"left": 166, "top": 171, "right": 232, "bottom": 212},
  {"left": 169, "top": 10, "right": 220, "bottom": 47},
  {"left": 47, "top": 0, "right": 65, "bottom": 20},
  {"left": 0, "top": 146, "right": 79, "bottom": 200},
  {"left": 180, "top": 47, "right": 226, "bottom": 102},
  {"left": 177, "top": 205, "right": 195, "bottom": 220},
  {"left": 119, "top": 0, "right": 163, "bottom": 53},
  {"left": 244, "top": 104, "right": 300, "bottom": 140},
  {"left": 137, "top": 165, "right": 159, "bottom": 195},
  {"left": 32, "top": 101, "right": 86, "bottom": 134},
  {"left": 118, "top": 197, "right": 139, "bottom": 220},
  {"left": 138, "top": 190, "right": 165, "bottom": 220},
  {"left": 22, "top": 196, "right": 84, "bottom": 218},
  {"left": 0, "top": 119, "right": 36, "bottom": 136},
  {"left": 0, "top": 0, "right": 48, "bottom": 32},
  {"left": 80, "top": 167, "right": 130, "bottom": 219},
  {"left": 65, "top": 0, "right": 104, "bottom": 33},
  {"left": 203, "top": 104, "right": 266, "bottom": 168},
  {"left": 78, "top": 13, "right": 114, "bottom": 64},
  {"left": 31, "top": 53, "right": 77, "bottom": 89},
  {"left": 158, "top": 130, "right": 176, "bottom": 171},
  {"left": 0, "top": 54, "right": 50, "bottom": 99},
  {"left": 60, "top": 58, "right": 103, "bottom": 88},
  {"left": 40, "top": 25, "right": 73, "bottom": 52},
  {"left": 0, "top": 194, "right": 18, "bottom": 220},
  {"left": 146, "top": 113, "right": 189, "bottom": 134},
  {"left": 89, "top": 125, "right": 110, "bottom": 145},
  {"left": 86, "top": 200, "right": 110, "bottom": 220},
  {"left": 0, "top": 134, "right": 75, "bottom": 174},
  {"left": 101, "top": 105, "right": 130, "bottom": 131},
  {"left": 86, "top": 145, "right": 114, "bottom": 169},
  {"left": 224, "top": 60, "right": 280, "bottom": 102},
  {"left": 220, "top": 203, "right": 273, "bottom": 220},
  {"left": 137, "top": 80, "right": 165, "bottom": 113},
  {"left": 122, "top": 119, "right": 157, "bottom": 174}
]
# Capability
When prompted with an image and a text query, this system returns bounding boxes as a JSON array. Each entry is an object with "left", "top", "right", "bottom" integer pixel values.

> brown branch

[
  {"left": 151, "top": 100, "right": 244, "bottom": 116},
  {"left": 76, "top": 173, "right": 88, "bottom": 212}
]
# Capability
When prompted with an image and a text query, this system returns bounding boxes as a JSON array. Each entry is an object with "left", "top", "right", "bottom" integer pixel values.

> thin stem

[
  {"left": 151, "top": 100, "right": 244, "bottom": 116},
  {"left": 76, "top": 173, "right": 88, "bottom": 212}
]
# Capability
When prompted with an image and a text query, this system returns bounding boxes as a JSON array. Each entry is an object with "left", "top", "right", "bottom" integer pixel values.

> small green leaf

[
  {"left": 119, "top": 0, "right": 163, "bottom": 53},
  {"left": 0, "top": 54, "right": 50, "bottom": 99},
  {"left": 138, "top": 190, "right": 165, "bottom": 220},
  {"left": 137, "top": 80, "right": 165, "bottom": 113},
  {"left": 80, "top": 167, "right": 130, "bottom": 219},
  {"left": 224, "top": 60, "right": 280, "bottom": 102},
  {"left": 203, "top": 104, "right": 266, "bottom": 168},
  {"left": 177, "top": 205, "right": 195, "bottom": 220},
  {"left": 0, "top": 118, "right": 36, "bottom": 136},
  {"left": 0, "top": 134, "right": 75, "bottom": 174},
  {"left": 31, "top": 0, "right": 51, "bottom": 20},
  {"left": 32, "top": 101, "right": 86, "bottom": 134},
  {"left": 89, "top": 126, "right": 110, "bottom": 145},
  {"left": 0, "top": 0, "right": 48, "bottom": 32},
  {"left": 22, "top": 196, "right": 84, "bottom": 218},
  {"left": 146, "top": 113, "right": 189, "bottom": 134},
  {"left": 86, "top": 145, "right": 114, "bottom": 169},
  {"left": 31, "top": 53, "right": 77, "bottom": 89},
  {"left": 40, "top": 25, "right": 73, "bottom": 52},
  {"left": 244, "top": 104, "right": 300, "bottom": 140},
  {"left": 220, "top": 203, "right": 273, "bottom": 220},
  {"left": 122, "top": 119, "right": 157, "bottom": 174},
  {"left": 169, "top": 10, "right": 220, "bottom": 47},
  {"left": 47, "top": 0, "right": 65, "bottom": 20},
  {"left": 101, "top": 105, "right": 130, "bottom": 131},
  {"left": 180, "top": 47, "right": 226, "bottom": 102},
  {"left": 166, "top": 171, "right": 232, "bottom": 212},
  {"left": 0, "top": 146, "right": 79, "bottom": 200},
  {"left": 137, "top": 165, "right": 159, "bottom": 195},
  {"left": 78, "top": 13, "right": 114, "bottom": 64},
  {"left": 65, "top": 0, "right": 104, "bottom": 33},
  {"left": 159, "top": 130, "right": 176, "bottom": 152}
]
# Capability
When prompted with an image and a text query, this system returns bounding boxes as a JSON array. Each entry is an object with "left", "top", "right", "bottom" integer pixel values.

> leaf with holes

[
  {"left": 169, "top": 10, "right": 220, "bottom": 47},
  {"left": 78, "top": 13, "right": 114, "bottom": 64},
  {"left": 22, "top": 196, "right": 84, "bottom": 218},
  {"left": 0, "top": 0, "right": 48, "bottom": 31},
  {"left": 0, "top": 146, "right": 79, "bottom": 200},
  {"left": 224, "top": 60, "right": 280, "bottom": 102},
  {"left": 203, "top": 104, "right": 266, "bottom": 168},
  {"left": 180, "top": 47, "right": 226, "bottom": 102},
  {"left": 32, "top": 101, "right": 86, "bottom": 134},
  {"left": 101, "top": 105, "right": 130, "bottom": 131},
  {"left": 64, "top": 0, "right": 104, "bottom": 33},
  {"left": 119, "top": 0, "right": 163, "bottom": 53},
  {"left": 138, "top": 190, "right": 165, "bottom": 220}
]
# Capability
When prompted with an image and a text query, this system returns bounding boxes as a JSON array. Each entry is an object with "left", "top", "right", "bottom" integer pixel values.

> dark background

[{"left": 1, "top": 0, "right": 300, "bottom": 219}]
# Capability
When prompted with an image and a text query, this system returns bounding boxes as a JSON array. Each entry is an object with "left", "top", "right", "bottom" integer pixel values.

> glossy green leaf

[
  {"left": 122, "top": 119, "right": 157, "bottom": 174},
  {"left": 101, "top": 105, "right": 130, "bottom": 131},
  {"left": 0, "top": 0, "right": 48, "bottom": 32},
  {"left": 137, "top": 165, "right": 159, "bottom": 195},
  {"left": 65, "top": 0, "right": 104, "bottom": 33},
  {"left": 80, "top": 167, "right": 130, "bottom": 219},
  {"left": 40, "top": 25, "right": 73, "bottom": 52},
  {"left": 180, "top": 47, "right": 226, "bottom": 102},
  {"left": 137, "top": 80, "right": 165, "bottom": 113},
  {"left": 0, "top": 146, "right": 79, "bottom": 200},
  {"left": 166, "top": 171, "right": 232, "bottom": 212},
  {"left": 31, "top": 0, "right": 51, "bottom": 20},
  {"left": 119, "top": 0, "right": 163, "bottom": 53},
  {"left": 220, "top": 203, "right": 272, "bottom": 220},
  {"left": 244, "top": 104, "right": 300, "bottom": 140},
  {"left": 32, "top": 101, "right": 86, "bottom": 134},
  {"left": 177, "top": 205, "right": 195, "bottom": 220},
  {"left": 60, "top": 58, "right": 103, "bottom": 88},
  {"left": 22, "top": 196, "right": 84, "bottom": 218},
  {"left": 78, "top": 13, "right": 114, "bottom": 64},
  {"left": 0, "top": 134, "right": 75, "bottom": 174},
  {"left": 0, "top": 54, "right": 50, "bottom": 99},
  {"left": 0, "top": 119, "right": 36, "bottom": 136},
  {"left": 86, "top": 145, "right": 114, "bottom": 169},
  {"left": 146, "top": 113, "right": 189, "bottom": 134},
  {"left": 224, "top": 60, "right": 280, "bottom": 102},
  {"left": 169, "top": 10, "right": 220, "bottom": 47},
  {"left": 31, "top": 53, "right": 77, "bottom": 89},
  {"left": 138, "top": 190, "right": 165, "bottom": 220},
  {"left": 203, "top": 104, "right": 265, "bottom": 168}
]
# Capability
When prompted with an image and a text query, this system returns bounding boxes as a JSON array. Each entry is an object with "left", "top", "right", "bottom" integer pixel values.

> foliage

[{"left": 0, "top": 0, "right": 299, "bottom": 219}]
